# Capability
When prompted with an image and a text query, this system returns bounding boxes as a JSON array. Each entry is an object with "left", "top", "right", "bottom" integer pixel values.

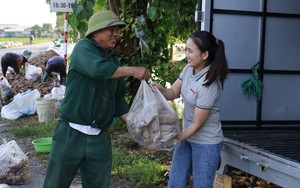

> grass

[
  {"left": 111, "top": 119, "right": 172, "bottom": 187},
  {"left": 0, "top": 37, "right": 52, "bottom": 44},
  {"left": 120, "top": 159, "right": 163, "bottom": 188},
  {"left": 1, "top": 116, "right": 280, "bottom": 187},
  {"left": 112, "top": 144, "right": 166, "bottom": 188},
  {"left": 6, "top": 120, "right": 56, "bottom": 138},
  {"left": 1, "top": 116, "right": 172, "bottom": 187}
]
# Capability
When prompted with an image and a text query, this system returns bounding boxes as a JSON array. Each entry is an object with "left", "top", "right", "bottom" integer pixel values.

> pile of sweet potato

[
  {"left": 5, "top": 50, "right": 59, "bottom": 97},
  {"left": 127, "top": 101, "right": 181, "bottom": 151}
]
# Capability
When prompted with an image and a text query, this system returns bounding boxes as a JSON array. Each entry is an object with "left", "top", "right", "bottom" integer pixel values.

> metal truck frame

[{"left": 196, "top": 1, "right": 300, "bottom": 187}]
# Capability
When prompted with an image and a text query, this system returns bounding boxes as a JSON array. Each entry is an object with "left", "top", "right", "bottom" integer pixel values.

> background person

[
  {"left": 29, "top": 35, "right": 34, "bottom": 44},
  {"left": 43, "top": 10, "right": 150, "bottom": 188},
  {"left": 152, "top": 31, "right": 229, "bottom": 188},
  {"left": 42, "top": 55, "right": 67, "bottom": 85},
  {"left": 1, "top": 52, "right": 29, "bottom": 77}
]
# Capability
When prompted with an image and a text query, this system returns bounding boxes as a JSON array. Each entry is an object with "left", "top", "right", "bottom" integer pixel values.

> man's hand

[
  {"left": 132, "top": 67, "right": 151, "bottom": 80},
  {"left": 111, "top": 66, "right": 151, "bottom": 80}
]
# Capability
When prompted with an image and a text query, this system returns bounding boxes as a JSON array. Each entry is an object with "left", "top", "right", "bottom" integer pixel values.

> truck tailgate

[{"left": 218, "top": 130, "right": 300, "bottom": 187}]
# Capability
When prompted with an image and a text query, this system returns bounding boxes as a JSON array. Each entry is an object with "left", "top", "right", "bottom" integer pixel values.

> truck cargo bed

[
  {"left": 224, "top": 129, "right": 300, "bottom": 163},
  {"left": 218, "top": 129, "right": 300, "bottom": 188}
]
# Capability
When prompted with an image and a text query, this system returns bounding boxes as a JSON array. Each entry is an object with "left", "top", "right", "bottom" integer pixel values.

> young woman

[{"left": 153, "top": 30, "right": 229, "bottom": 187}]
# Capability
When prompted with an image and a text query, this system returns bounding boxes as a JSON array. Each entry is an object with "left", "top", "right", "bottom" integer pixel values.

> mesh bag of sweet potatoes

[
  {"left": 0, "top": 140, "right": 30, "bottom": 185},
  {"left": 126, "top": 80, "right": 181, "bottom": 151}
]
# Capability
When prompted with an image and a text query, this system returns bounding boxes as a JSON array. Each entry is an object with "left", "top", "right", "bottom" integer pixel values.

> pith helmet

[{"left": 85, "top": 10, "right": 125, "bottom": 37}]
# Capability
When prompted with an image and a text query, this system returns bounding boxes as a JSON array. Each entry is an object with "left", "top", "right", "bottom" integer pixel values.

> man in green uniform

[{"left": 43, "top": 10, "right": 150, "bottom": 188}]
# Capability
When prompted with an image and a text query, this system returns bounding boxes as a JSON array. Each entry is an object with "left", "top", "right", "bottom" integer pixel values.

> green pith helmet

[{"left": 85, "top": 10, "right": 125, "bottom": 37}]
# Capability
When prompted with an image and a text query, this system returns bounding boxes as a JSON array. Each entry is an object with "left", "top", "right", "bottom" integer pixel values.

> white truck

[{"left": 196, "top": 0, "right": 300, "bottom": 187}]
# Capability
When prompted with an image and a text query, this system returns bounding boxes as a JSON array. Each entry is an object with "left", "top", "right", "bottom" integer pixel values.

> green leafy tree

[
  {"left": 56, "top": 13, "right": 65, "bottom": 29},
  {"left": 42, "top": 23, "right": 54, "bottom": 37},
  {"left": 30, "top": 24, "right": 42, "bottom": 38}
]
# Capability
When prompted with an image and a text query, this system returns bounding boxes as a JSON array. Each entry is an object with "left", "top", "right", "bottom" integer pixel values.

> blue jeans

[{"left": 168, "top": 141, "right": 222, "bottom": 188}]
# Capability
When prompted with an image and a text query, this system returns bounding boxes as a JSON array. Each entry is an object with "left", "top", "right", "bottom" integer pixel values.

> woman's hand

[{"left": 150, "top": 81, "right": 164, "bottom": 92}]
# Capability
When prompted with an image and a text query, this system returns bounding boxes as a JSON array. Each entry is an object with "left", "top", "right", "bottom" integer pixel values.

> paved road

[{"left": 0, "top": 42, "right": 54, "bottom": 59}]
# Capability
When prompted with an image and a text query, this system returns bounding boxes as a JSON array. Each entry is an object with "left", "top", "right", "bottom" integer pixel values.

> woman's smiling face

[{"left": 185, "top": 38, "right": 208, "bottom": 73}]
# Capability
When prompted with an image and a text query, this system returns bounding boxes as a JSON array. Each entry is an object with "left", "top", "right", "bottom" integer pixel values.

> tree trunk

[{"left": 109, "top": 0, "right": 121, "bottom": 16}]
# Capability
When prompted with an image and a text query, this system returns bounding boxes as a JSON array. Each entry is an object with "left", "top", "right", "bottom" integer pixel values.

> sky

[{"left": 0, "top": 0, "right": 57, "bottom": 27}]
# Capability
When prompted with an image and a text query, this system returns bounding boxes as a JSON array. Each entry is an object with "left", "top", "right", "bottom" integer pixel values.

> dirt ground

[
  {"left": 0, "top": 115, "right": 282, "bottom": 188},
  {"left": 0, "top": 117, "right": 129, "bottom": 188}
]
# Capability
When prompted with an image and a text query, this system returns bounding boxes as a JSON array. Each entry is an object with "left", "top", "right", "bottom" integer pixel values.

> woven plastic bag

[
  {"left": 1, "top": 89, "right": 41, "bottom": 120},
  {"left": 25, "top": 63, "right": 42, "bottom": 81},
  {"left": 126, "top": 80, "right": 181, "bottom": 151},
  {"left": 0, "top": 76, "right": 14, "bottom": 105}
]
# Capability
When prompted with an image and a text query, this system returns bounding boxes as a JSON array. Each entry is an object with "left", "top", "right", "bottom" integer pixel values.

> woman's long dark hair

[{"left": 189, "top": 31, "right": 229, "bottom": 89}]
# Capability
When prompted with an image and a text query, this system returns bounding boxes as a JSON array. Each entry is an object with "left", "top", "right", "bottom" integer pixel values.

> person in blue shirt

[
  {"left": 1, "top": 52, "right": 29, "bottom": 77},
  {"left": 42, "top": 55, "right": 67, "bottom": 85}
]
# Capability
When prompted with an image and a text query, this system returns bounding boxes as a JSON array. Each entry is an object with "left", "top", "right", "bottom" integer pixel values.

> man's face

[{"left": 94, "top": 26, "right": 121, "bottom": 52}]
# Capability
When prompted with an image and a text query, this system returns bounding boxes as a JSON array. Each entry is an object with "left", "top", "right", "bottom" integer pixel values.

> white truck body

[{"left": 197, "top": 0, "right": 300, "bottom": 187}]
